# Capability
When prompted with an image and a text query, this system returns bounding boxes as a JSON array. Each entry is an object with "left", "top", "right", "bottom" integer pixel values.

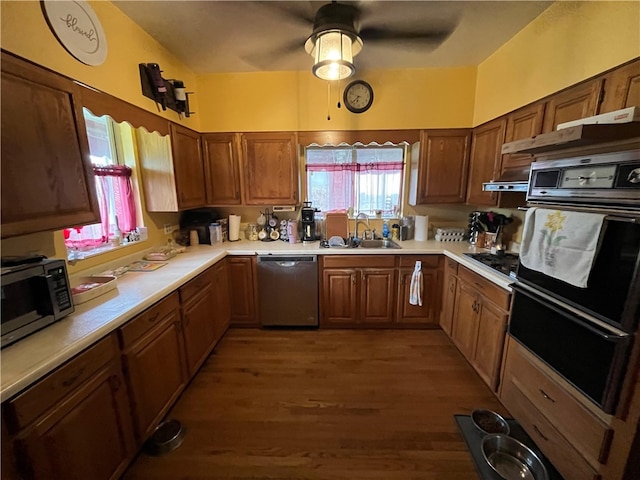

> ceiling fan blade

[
  {"left": 254, "top": 1, "right": 316, "bottom": 26},
  {"left": 241, "top": 38, "right": 307, "bottom": 70},
  {"left": 359, "top": 26, "right": 453, "bottom": 44}
]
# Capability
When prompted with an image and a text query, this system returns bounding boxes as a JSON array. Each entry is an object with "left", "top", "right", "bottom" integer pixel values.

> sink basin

[{"left": 358, "top": 239, "right": 402, "bottom": 249}]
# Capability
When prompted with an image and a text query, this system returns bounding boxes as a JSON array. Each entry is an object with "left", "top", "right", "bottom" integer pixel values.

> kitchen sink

[{"left": 358, "top": 239, "right": 402, "bottom": 249}]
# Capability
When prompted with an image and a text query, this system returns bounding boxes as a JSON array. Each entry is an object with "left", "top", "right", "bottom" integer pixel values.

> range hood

[{"left": 482, "top": 167, "right": 529, "bottom": 192}]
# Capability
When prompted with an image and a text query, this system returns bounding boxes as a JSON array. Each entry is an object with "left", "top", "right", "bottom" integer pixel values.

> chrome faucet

[{"left": 354, "top": 212, "right": 370, "bottom": 240}]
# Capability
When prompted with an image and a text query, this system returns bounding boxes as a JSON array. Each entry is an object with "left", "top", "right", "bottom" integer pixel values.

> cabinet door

[
  {"left": 16, "top": 364, "right": 134, "bottom": 480},
  {"left": 121, "top": 312, "right": 187, "bottom": 442},
  {"left": 542, "top": 79, "right": 604, "bottom": 133},
  {"left": 451, "top": 281, "right": 479, "bottom": 360},
  {"left": 170, "top": 123, "right": 206, "bottom": 209},
  {"left": 182, "top": 286, "right": 216, "bottom": 376},
  {"left": 396, "top": 267, "right": 440, "bottom": 326},
  {"left": 600, "top": 58, "right": 640, "bottom": 112},
  {"left": 321, "top": 269, "right": 358, "bottom": 326},
  {"left": 1, "top": 52, "right": 100, "bottom": 238},
  {"left": 466, "top": 117, "right": 507, "bottom": 206},
  {"left": 440, "top": 268, "right": 457, "bottom": 336},
  {"left": 212, "top": 260, "right": 231, "bottom": 343},
  {"left": 227, "top": 256, "right": 258, "bottom": 326},
  {"left": 360, "top": 269, "right": 396, "bottom": 324},
  {"left": 409, "top": 129, "right": 471, "bottom": 204},
  {"left": 241, "top": 132, "right": 299, "bottom": 205},
  {"left": 473, "top": 300, "right": 508, "bottom": 391},
  {"left": 202, "top": 132, "right": 242, "bottom": 205},
  {"left": 501, "top": 102, "right": 545, "bottom": 171}
]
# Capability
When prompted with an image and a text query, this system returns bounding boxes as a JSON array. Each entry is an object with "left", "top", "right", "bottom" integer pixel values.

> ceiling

[{"left": 113, "top": 1, "right": 553, "bottom": 75}]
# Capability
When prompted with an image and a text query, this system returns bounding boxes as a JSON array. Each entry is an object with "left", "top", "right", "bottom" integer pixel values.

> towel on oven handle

[{"left": 520, "top": 208, "right": 606, "bottom": 288}]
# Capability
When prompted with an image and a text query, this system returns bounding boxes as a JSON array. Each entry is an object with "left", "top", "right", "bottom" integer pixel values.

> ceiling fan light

[{"left": 308, "top": 29, "right": 360, "bottom": 81}]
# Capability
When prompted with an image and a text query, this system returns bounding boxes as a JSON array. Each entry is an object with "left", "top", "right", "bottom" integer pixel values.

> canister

[{"left": 209, "top": 223, "right": 222, "bottom": 244}]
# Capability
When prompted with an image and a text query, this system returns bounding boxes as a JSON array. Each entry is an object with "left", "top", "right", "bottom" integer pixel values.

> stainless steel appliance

[
  {"left": 464, "top": 252, "right": 519, "bottom": 280},
  {"left": 1, "top": 257, "right": 74, "bottom": 348},
  {"left": 257, "top": 255, "right": 319, "bottom": 327},
  {"left": 510, "top": 147, "right": 640, "bottom": 414}
]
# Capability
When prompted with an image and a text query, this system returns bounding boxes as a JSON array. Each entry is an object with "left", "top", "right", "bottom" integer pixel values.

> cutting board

[{"left": 325, "top": 213, "right": 349, "bottom": 239}]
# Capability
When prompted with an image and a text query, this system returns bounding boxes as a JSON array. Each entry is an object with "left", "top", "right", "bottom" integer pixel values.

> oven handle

[{"left": 511, "top": 283, "right": 630, "bottom": 342}]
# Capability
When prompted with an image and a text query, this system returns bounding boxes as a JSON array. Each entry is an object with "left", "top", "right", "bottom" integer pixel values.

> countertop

[{"left": 0, "top": 239, "right": 515, "bottom": 402}]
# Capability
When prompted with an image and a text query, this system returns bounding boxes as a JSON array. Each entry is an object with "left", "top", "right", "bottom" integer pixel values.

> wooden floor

[{"left": 123, "top": 328, "right": 507, "bottom": 480}]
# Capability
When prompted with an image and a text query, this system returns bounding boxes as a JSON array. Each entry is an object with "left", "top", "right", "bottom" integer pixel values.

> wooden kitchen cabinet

[
  {"left": 501, "top": 102, "right": 545, "bottom": 172},
  {"left": 321, "top": 256, "right": 396, "bottom": 327},
  {"left": 542, "top": 79, "right": 604, "bottom": 133},
  {"left": 396, "top": 255, "right": 443, "bottom": 327},
  {"left": 212, "top": 260, "right": 231, "bottom": 343},
  {"left": 1, "top": 51, "right": 100, "bottom": 238},
  {"left": 451, "top": 266, "right": 510, "bottom": 391},
  {"left": 170, "top": 123, "right": 207, "bottom": 209},
  {"left": 202, "top": 132, "right": 243, "bottom": 205},
  {"left": 227, "top": 256, "right": 259, "bottom": 326},
  {"left": 599, "top": 57, "right": 640, "bottom": 112},
  {"left": 466, "top": 117, "right": 507, "bottom": 206},
  {"left": 440, "top": 257, "right": 459, "bottom": 336},
  {"left": 408, "top": 129, "right": 471, "bottom": 204},
  {"left": 119, "top": 293, "right": 188, "bottom": 443},
  {"left": 3, "top": 335, "right": 135, "bottom": 480},
  {"left": 241, "top": 132, "right": 299, "bottom": 205},
  {"left": 180, "top": 268, "right": 217, "bottom": 376},
  {"left": 500, "top": 336, "right": 612, "bottom": 480}
]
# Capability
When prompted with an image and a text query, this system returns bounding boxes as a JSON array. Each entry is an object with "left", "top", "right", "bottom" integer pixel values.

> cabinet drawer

[
  {"left": 458, "top": 266, "right": 510, "bottom": 310},
  {"left": 501, "top": 376, "right": 600, "bottom": 480},
  {"left": 445, "top": 257, "right": 458, "bottom": 275},
  {"left": 119, "top": 292, "right": 180, "bottom": 348},
  {"left": 398, "top": 255, "right": 440, "bottom": 268},
  {"left": 4, "top": 335, "right": 118, "bottom": 432},
  {"left": 504, "top": 339, "right": 612, "bottom": 465},
  {"left": 179, "top": 267, "right": 215, "bottom": 303},
  {"left": 323, "top": 255, "right": 396, "bottom": 269}
]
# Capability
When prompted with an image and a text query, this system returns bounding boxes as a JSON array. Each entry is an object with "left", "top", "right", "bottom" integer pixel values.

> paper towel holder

[{"left": 228, "top": 214, "right": 241, "bottom": 242}]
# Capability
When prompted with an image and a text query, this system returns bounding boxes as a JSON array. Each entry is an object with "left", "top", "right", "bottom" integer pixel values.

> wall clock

[
  {"left": 343, "top": 80, "right": 374, "bottom": 114},
  {"left": 42, "top": 0, "right": 108, "bottom": 66}
]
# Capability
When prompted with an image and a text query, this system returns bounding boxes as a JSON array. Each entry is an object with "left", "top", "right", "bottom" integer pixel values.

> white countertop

[{"left": 0, "top": 239, "right": 514, "bottom": 402}]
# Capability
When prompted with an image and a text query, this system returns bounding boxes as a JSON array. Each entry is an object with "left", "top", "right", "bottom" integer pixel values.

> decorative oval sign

[{"left": 42, "top": 0, "right": 107, "bottom": 66}]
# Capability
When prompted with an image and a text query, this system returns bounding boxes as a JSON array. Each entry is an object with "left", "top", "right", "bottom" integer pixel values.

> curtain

[{"left": 93, "top": 165, "right": 137, "bottom": 234}]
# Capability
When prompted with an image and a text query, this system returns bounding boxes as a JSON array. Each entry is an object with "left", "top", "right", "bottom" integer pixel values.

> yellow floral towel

[{"left": 520, "top": 208, "right": 606, "bottom": 288}]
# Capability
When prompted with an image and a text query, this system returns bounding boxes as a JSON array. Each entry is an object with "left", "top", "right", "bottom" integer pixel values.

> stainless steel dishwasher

[{"left": 257, "top": 255, "right": 318, "bottom": 327}]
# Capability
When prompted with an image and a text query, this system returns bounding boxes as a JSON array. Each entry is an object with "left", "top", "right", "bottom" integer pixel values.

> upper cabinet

[
  {"left": 408, "top": 129, "right": 471, "bottom": 205},
  {"left": 202, "top": 133, "right": 242, "bottom": 206},
  {"left": 241, "top": 132, "right": 299, "bottom": 205},
  {"left": 541, "top": 79, "right": 604, "bottom": 133},
  {"left": 466, "top": 117, "right": 507, "bottom": 206},
  {"left": 1, "top": 52, "right": 100, "bottom": 238},
  {"left": 170, "top": 124, "right": 207, "bottom": 209},
  {"left": 600, "top": 58, "right": 640, "bottom": 112},
  {"left": 501, "top": 102, "right": 545, "bottom": 172}
]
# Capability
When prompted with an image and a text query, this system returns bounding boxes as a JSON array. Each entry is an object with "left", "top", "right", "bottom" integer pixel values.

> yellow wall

[
  {"left": 197, "top": 67, "right": 477, "bottom": 132},
  {"left": 474, "top": 1, "right": 640, "bottom": 125}
]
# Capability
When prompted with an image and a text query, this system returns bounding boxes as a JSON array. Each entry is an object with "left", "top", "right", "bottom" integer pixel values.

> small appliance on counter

[
  {"left": 180, "top": 208, "right": 218, "bottom": 245},
  {"left": 301, "top": 201, "right": 317, "bottom": 243}
]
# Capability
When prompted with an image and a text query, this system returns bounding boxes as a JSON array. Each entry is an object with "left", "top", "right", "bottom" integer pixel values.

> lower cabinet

[
  {"left": 227, "top": 256, "right": 259, "bottom": 326},
  {"left": 439, "top": 257, "right": 458, "bottom": 335},
  {"left": 450, "top": 265, "right": 510, "bottom": 391},
  {"left": 119, "top": 293, "right": 187, "bottom": 443},
  {"left": 2, "top": 335, "right": 135, "bottom": 480},
  {"left": 321, "top": 255, "right": 396, "bottom": 327},
  {"left": 396, "top": 255, "right": 443, "bottom": 327},
  {"left": 212, "top": 260, "right": 231, "bottom": 343},
  {"left": 500, "top": 336, "right": 612, "bottom": 480}
]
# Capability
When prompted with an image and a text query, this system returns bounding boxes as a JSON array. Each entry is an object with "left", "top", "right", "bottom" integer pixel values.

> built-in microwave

[{"left": 1, "top": 258, "right": 74, "bottom": 348}]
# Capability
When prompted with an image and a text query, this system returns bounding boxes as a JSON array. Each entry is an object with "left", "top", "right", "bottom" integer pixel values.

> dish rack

[{"left": 435, "top": 227, "right": 466, "bottom": 242}]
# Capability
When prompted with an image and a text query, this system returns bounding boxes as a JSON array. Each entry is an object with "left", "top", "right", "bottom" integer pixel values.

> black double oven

[{"left": 510, "top": 148, "right": 640, "bottom": 415}]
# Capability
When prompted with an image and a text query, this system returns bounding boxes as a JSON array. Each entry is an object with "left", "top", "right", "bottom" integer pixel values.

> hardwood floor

[{"left": 123, "top": 329, "right": 507, "bottom": 479}]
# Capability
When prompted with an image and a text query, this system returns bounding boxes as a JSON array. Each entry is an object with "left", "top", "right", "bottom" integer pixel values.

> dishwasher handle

[{"left": 257, "top": 255, "right": 317, "bottom": 266}]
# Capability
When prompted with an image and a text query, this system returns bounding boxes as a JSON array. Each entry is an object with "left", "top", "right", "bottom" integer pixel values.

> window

[
  {"left": 305, "top": 144, "right": 405, "bottom": 216},
  {"left": 63, "top": 110, "right": 141, "bottom": 259}
]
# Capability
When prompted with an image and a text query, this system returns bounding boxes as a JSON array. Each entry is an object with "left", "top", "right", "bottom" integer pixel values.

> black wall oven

[{"left": 510, "top": 148, "right": 640, "bottom": 415}]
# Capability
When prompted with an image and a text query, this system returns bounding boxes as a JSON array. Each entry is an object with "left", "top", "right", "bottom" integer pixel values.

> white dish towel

[
  {"left": 409, "top": 261, "right": 423, "bottom": 306},
  {"left": 520, "top": 207, "right": 606, "bottom": 288}
]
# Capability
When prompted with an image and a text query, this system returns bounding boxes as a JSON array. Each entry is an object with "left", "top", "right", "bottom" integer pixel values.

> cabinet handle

[
  {"left": 352, "top": 274, "right": 356, "bottom": 285},
  {"left": 147, "top": 312, "right": 160, "bottom": 324},
  {"left": 61, "top": 366, "right": 86, "bottom": 388},
  {"left": 449, "top": 282, "right": 454, "bottom": 293},
  {"left": 109, "top": 374, "right": 122, "bottom": 392},
  {"left": 533, "top": 424, "right": 549, "bottom": 441},
  {"left": 539, "top": 389, "right": 555, "bottom": 403}
]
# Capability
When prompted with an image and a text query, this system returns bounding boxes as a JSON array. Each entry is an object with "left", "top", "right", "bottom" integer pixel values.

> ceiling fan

[{"left": 253, "top": 1, "right": 456, "bottom": 80}]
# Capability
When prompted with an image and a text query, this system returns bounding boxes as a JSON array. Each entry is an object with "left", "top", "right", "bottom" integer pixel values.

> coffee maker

[{"left": 301, "top": 201, "right": 316, "bottom": 243}]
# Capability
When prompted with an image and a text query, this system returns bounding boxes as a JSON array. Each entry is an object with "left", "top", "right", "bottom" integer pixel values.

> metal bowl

[
  {"left": 144, "top": 419, "right": 185, "bottom": 456},
  {"left": 481, "top": 434, "right": 549, "bottom": 480},
  {"left": 471, "top": 408, "right": 511, "bottom": 435}
]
